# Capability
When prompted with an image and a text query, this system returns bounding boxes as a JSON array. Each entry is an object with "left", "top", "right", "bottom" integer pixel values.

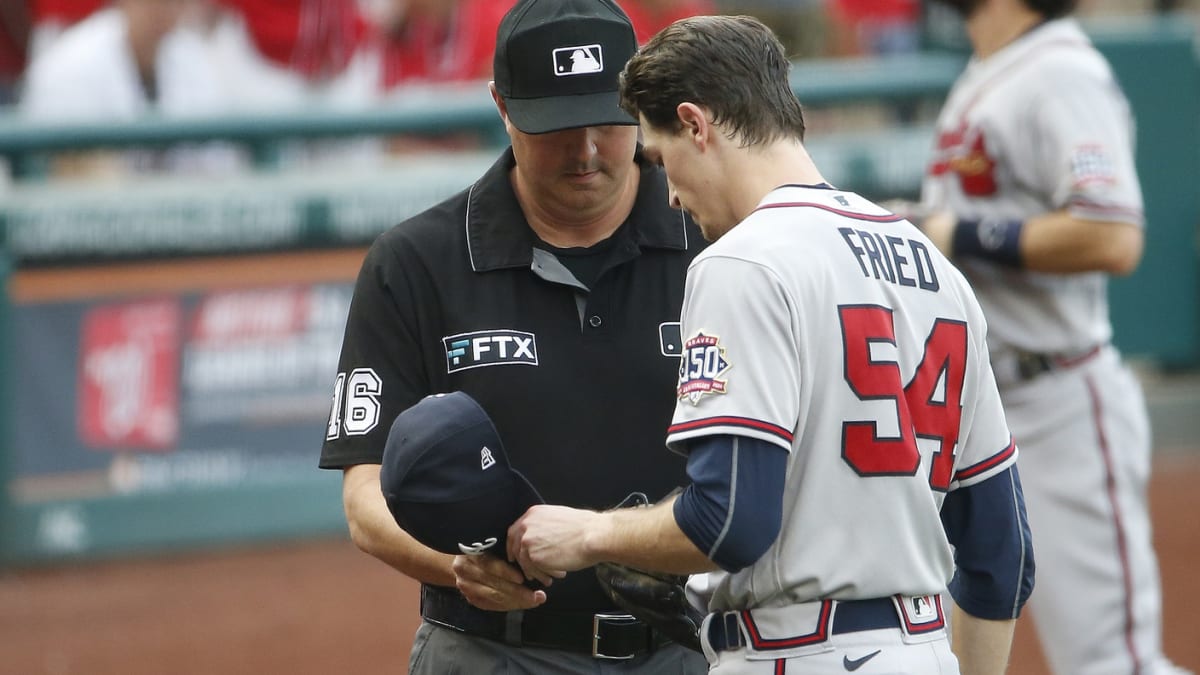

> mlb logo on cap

[
  {"left": 493, "top": 0, "right": 638, "bottom": 134},
  {"left": 380, "top": 391, "right": 543, "bottom": 557},
  {"left": 554, "top": 45, "right": 604, "bottom": 76}
]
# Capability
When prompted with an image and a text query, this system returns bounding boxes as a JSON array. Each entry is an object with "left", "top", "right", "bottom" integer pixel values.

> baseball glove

[
  {"left": 595, "top": 562, "right": 704, "bottom": 652},
  {"left": 593, "top": 490, "right": 704, "bottom": 652}
]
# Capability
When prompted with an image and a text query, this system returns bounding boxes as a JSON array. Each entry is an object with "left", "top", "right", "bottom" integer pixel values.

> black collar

[{"left": 465, "top": 147, "right": 690, "bottom": 272}]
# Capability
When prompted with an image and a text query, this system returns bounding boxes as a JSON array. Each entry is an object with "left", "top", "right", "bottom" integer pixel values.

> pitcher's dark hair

[{"left": 619, "top": 15, "right": 805, "bottom": 146}]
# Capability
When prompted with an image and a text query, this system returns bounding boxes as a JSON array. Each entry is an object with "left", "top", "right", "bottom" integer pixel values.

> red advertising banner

[{"left": 78, "top": 298, "right": 181, "bottom": 451}]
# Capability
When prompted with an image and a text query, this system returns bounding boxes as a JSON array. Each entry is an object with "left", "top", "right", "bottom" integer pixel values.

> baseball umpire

[
  {"left": 509, "top": 16, "right": 1035, "bottom": 675},
  {"left": 911, "top": 1, "right": 1192, "bottom": 673},
  {"left": 318, "top": 0, "right": 707, "bottom": 672}
]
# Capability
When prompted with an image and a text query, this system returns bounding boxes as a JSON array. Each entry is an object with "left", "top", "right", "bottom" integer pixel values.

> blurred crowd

[
  {"left": 0, "top": 0, "right": 730, "bottom": 113},
  {"left": 0, "top": 0, "right": 959, "bottom": 114},
  {"left": 0, "top": 0, "right": 1188, "bottom": 177},
  {"left": 0, "top": 0, "right": 741, "bottom": 176}
]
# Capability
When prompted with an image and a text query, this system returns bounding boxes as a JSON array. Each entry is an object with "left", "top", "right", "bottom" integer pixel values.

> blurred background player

[{"left": 912, "top": 0, "right": 1192, "bottom": 673}]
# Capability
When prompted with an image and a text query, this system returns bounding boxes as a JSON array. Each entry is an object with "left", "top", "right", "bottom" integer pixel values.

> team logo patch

[
  {"left": 553, "top": 44, "right": 603, "bottom": 76},
  {"left": 677, "top": 332, "right": 731, "bottom": 405},
  {"left": 1070, "top": 144, "right": 1116, "bottom": 186},
  {"left": 444, "top": 329, "right": 538, "bottom": 373}
]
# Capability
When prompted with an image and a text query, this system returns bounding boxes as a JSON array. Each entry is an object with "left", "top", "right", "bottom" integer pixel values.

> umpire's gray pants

[{"left": 409, "top": 620, "right": 708, "bottom": 674}]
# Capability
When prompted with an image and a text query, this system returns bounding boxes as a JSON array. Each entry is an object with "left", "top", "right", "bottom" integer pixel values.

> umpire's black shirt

[{"left": 320, "top": 147, "right": 706, "bottom": 611}]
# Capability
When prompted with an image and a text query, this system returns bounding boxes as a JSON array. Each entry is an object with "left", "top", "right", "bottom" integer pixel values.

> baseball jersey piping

[
  {"left": 464, "top": 182, "right": 480, "bottom": 272},
  {"left": 667, "top": 416, "right": 794, "bottom": 443},
  {"left": 707, "top": 436, "right": 740, "bottom": 560},
  {"left": 1006, "top": 467, "right": 1032, "bottom": 620},
  {"left": 753, "top": 201, "right": 905, "bottom": 224},
  {"left": 953, "top": 437, "right": 1016, "bottom": 482},
  {"left": 1065, "top": 198, "right": 1144, "bottom": 224},
  {"left": 739, "top": 601, "right": 833, "bottom": 649},
  {"left": 1085, "top": 375, "right": 1142, "bottom": 670}
]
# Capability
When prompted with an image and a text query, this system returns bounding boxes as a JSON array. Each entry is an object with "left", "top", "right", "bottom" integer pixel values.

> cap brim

[{"left": 505, "top": 91, "right": 637, "bottom": 135}]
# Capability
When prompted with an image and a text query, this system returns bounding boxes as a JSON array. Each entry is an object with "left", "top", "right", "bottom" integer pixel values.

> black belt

[
  {"left": 707, "top": 598, "right": 900, "bottom": 652},
  {"left": 420, "top": 584, "right": 672, "bottom": 660},
  {"left": 1013, "top": 344, "right": 1104, "bottom": 381}
]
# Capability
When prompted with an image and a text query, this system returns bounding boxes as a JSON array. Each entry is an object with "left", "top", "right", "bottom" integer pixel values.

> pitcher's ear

[{"left": 676, "top": 102, "right": 710, "bottom": 148}]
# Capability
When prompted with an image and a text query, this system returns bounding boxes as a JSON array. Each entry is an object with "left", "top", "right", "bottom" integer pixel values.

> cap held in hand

[{"left": 380, "top": 391, "right": 543, "bottom": 557}]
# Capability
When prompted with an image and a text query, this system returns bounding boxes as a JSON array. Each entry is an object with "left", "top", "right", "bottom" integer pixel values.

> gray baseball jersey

[
  {"left": 920, "top": 17, "right": 1143, "bottom": 356},
  {"left": 666, "top": 185, "right": 1016, "bottom": 613}
]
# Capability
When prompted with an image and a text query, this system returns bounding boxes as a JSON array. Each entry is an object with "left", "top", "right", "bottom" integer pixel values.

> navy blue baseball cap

[
  {"left": 493, "top": 0, "right": 639, "bottom": 134},
  {"left": 380, "top": 391, "right": 543, "bottom": 557}
]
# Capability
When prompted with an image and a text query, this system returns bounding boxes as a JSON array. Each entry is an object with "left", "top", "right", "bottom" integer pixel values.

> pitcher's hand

[{"left": 508, "top": 505, "right": 601, "bottom": 586}]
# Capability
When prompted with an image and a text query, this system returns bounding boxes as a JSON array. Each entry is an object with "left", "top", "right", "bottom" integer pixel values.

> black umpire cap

[
  {"left": 493, "top": 0, "right": 639, "bottom": 134},
  {"left": 380, "top": 391, "right": 543, "bottom": 557}
]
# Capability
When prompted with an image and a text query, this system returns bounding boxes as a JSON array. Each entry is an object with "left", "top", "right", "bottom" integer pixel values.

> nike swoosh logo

[{"left": 843, "top": 650, "right": 882, "bottom": 671}]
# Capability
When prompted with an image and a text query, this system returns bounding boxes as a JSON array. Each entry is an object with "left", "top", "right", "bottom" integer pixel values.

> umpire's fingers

[
  {"left": 455, "top": 550, "right": 524, "bottom": 585},
  {"left": 453, "top": 554, "right": 546, "bottom": 611}
]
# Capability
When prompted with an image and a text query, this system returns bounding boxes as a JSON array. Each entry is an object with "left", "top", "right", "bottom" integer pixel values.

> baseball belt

[
  {"left": 705, "top": 597, "right": 919, "bottom": 653},
  {"left": 993, "top": 343, "right": 1106, "bottom": 388},
  {"left": 420, "top": 584, "right": 673, "bottom": 660},
  {"left": 1014, "top": 344, "right": 1104, "bottom": 381}
]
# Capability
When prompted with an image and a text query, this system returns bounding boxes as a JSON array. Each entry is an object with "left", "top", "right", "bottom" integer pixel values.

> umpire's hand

[{"left": 453, "top": 553, "right": 547, "bottom": 611}]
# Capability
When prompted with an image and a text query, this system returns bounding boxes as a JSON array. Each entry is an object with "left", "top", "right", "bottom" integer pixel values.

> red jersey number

[{"left": 838, "top": 305, "right": 966, "bottom": 491}]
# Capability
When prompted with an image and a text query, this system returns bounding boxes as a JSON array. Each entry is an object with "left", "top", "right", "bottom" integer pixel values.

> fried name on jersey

[{"left": 838, "top": 227, "right": 940, "bottom": 292}]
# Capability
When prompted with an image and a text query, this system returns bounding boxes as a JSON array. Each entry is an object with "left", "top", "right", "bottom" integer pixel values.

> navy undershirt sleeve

[
  {"left": 941, "top": 465, "right": 1036, "bottom": 620},
  {"left": 672, "top": 435, "right": 788, "bottom": 572}
]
